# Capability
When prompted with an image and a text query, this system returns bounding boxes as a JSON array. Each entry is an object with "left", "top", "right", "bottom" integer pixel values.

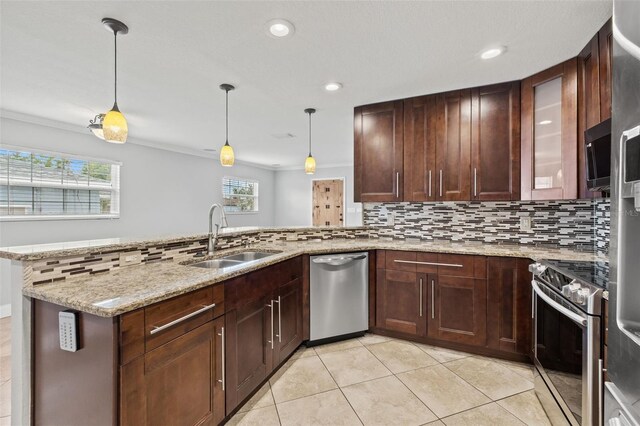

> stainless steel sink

[
  {"left": 189, "top": 259, "right": 244, "bottom": 269},
  {"left": 187, "top": 251, "right": 279, "bottom": 270},
  {"left": 222, "top": 251, "right": 276, "bottom": 262}
]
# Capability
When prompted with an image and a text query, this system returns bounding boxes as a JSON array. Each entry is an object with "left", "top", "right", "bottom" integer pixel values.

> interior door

[
  {"left": 312, "top": 179, "right": 344, "bottom": 226},
  {"left": 435, "top": 90, "right": 472, "bottom": 201}
]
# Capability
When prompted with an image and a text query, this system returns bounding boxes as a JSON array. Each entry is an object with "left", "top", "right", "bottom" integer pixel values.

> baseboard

[{"left": 0, "top": 304, "right": 11, "bottom": 318}]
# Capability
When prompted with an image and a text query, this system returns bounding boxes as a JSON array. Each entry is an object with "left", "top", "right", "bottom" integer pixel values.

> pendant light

[
  {"left": 101, "top": 18, "right": 129, "bottom": 144},
  {"left": 219, "top": 84, "right": 235, "bottom": 167},
  {"left": 304, "top": 108, "right": 316, "bottom": 174},
  {"left": 87, "top": 113, "right": 106, "bottom": 140}
]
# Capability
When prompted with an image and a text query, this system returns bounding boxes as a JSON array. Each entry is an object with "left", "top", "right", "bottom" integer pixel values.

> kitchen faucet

[{"left": 208, "top": 203, "right": 229, "bottom": 255}]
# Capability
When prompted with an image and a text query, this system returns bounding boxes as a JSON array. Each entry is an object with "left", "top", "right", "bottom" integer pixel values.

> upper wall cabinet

[
  {"left": 578, "top": 18, "right": 612, "bottom": 199},
  {"left": 521, "top": 58, "right": 578, "bottom": 200},
  {"left": 471, "top": 82, "right": 521, "bottom": 201},
  {"left": 435, "top": 90, "right": 472, "bottom": 201},
  {"left": 354, "top": 100, "right": 404, "bottom": 202},
  {"left": 403, "top": 95, "right": 437, "bottom": 202}
]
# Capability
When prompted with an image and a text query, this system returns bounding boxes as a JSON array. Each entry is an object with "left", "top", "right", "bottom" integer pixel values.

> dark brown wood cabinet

[
  {"left": 471, "top": 82, "right": 521, "bottom": 200},
  {"left": 354, "top": 100, "right": 404, "bottom": 202},
  {"left": 486, "top": 257, "right": 532, "bottom": 356},
  {"left": 119, "top": 285, "right": 226, "bottom": 426},
  {"left": 373, "top": 250, "right": 534, "bottom": 361},
  {"left": 376, "top": 268, "right": 427, "bottom": 336},
  {"left": 577, "top": 18, "right": 612, "bottom": 199},
  {"left": 403, "top": 95, "right": 437, "bottom": 201},
  {"left": 435, "top": 89, "right": 472, "bottom": 201},
  {"left": 224, "top": 257, "right": 303, "bottom": 414},
  {"left": 275, "top": 277, "right": 304, "bottom": 365}
]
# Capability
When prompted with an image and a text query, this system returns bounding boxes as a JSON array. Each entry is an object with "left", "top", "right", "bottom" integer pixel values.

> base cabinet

[
  {"left": 374, "top": 250, "right": 532, "bottom": 359},
  {"left": 486, "top": 257, "right": 533, "bottom": 356},
  {"left": 428, "top": 275, "right": 487, "bottom": 346},
  {"left": 276, "top": 277, "right": 304, "bottom": 364}
]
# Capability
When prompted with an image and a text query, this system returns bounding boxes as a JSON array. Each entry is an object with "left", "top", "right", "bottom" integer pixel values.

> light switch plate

[
  {"left": 59, "top": 310, "right": 78, "bottom": 352},
  {"left": 119, "top": 250, "right": 142, "bottom": 267},
  {"left": 520, "top": 217, "right": 533, "bottom": 231}
]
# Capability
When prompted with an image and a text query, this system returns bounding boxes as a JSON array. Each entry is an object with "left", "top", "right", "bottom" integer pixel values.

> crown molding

[
  {"left": 0, "top": 109, "right": 276, "bottom": 171},
  {"left": 275, "top": 162, "right": 353, "bottom": 171}
]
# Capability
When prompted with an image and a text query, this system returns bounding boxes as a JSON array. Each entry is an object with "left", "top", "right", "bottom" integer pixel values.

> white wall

[
  {"left": 0, "top": 116, "right": 276, "bottom": 312},
  {"left": 273, "top": 165, "right": 362, "bottom": 227}
]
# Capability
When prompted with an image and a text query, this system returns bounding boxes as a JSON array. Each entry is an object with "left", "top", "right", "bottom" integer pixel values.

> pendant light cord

[
  {"left": 225, "top": 88, "right": 229, "bottom": 143},
  {"left": 113, "top": 31, "right": 118, "bottom": 105},
  {"left": 308, "top": 111, "right": 312, "bottom": 156}
]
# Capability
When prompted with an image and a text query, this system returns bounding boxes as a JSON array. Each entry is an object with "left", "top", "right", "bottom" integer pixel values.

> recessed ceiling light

[
  {"left": 267, "top": 19, "right": 295, "bottom": 38},
  {"left": 325, "top": 82, "right": 343, "bottom": 92},
  {"left": 538, "top": 120, "right": 553, "bottom": 125},
  {"left": 480, "top": 46, "right": 506, "bottom": 60}
]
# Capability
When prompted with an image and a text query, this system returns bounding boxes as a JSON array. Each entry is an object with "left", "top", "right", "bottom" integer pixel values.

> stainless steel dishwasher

[{"left": 309, "top": 252, "right": 368, "bottom": 345}]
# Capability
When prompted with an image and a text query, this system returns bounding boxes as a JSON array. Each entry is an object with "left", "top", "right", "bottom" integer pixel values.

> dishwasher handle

[{"left": 312, "top": 254, "right": 367, "bottom": 266}]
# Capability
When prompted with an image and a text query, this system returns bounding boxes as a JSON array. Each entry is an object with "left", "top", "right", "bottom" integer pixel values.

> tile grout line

[
  {"left": 361, "top": 339, "right": 440, "bottom": 421},
  {"left": 314, "top": 352, "right": 365, "bottom": 426}
]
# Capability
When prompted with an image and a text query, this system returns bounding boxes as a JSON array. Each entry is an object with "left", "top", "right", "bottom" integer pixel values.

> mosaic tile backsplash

[{"left": 364, "top": 199, "right": 611, "bottom": 253}]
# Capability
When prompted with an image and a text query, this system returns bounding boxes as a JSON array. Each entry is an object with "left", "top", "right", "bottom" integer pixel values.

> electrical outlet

[
  {"left": 387, "top": 212, "right": 395, "bottom": 226},
  {"left": 119, "top": 250, "right": 142, "bottom": 267},
  {"left": 520, "top": 217, "right": 533, "bottom": 231}
]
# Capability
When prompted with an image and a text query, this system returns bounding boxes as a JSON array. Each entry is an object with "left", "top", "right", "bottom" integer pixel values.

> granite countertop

[
  {"left": 0, "top": 225, "right": 371, "bottom": 261},
  {"left": 23, "top": 238, "right": 604, "bottom": 317}
]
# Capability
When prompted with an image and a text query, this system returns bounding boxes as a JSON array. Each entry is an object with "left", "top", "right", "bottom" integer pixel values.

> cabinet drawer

[
  {"left": 145, "top": 285, "right": 224, "bottom": 352},
  {"left": 385, "top": 250, "right": 417, "bottom": 271},
  {"left": 437, "top": 254, "right": 486, "bottom": 278},
  {"left": 415, "top": 253, "right": 439, "bottom": 274}
]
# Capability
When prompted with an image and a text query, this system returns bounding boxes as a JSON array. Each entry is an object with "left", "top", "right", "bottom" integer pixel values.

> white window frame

[
  {"left": 222, "top": 176, "right": 259, "bottom": 215},
  {"left": 0, "top": 145, "right": 121, "bottom": 222}
]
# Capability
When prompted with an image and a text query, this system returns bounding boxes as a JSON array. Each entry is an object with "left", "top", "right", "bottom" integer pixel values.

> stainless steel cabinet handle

[
  {"left": 267, "top": 301, "right": 274, "bottom": 349},
  {"left": 149, "top": 303, "right": 216, "bottom": 335},
  {"left": 419, "top": 278, "right": 423, "bottom": 317},
  {"left": 394, "top": 259, "right": 463, "bottom": 268},
  {"left": 217, "top": 326, "right": 225, "bottom": 391},
  {"left": 396, "top": 171, "right": 400, "bottom": 198},
  {"left": 275, "top": 296, "right": 282, "bottom": 343},
  {"left": 428, "top": 170, "right": 432, "bottom": 197},
  {"left": 439, "top": 170, "right": 443, "bottom": 197},
  {"left": 474, "top": 168, "right": 477, "bottom": 197},
  {"left": 431, "top": 279, "right": 435, "bottom": 319},
  {"left": 531, "top": 280, "right": 587, "bottom": 326}
]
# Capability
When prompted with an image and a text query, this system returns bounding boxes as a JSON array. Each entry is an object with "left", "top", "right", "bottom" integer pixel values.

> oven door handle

[{"left": 531, "top": 280, "right": 588, "bottom": 327}]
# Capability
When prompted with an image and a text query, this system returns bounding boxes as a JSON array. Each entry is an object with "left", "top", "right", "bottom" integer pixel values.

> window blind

[
  {"left": 0, "top": 147, "right": 120, "bottom": 219},
  {"left": 222, "top": 177, "right": 259, "bottom": 213}
]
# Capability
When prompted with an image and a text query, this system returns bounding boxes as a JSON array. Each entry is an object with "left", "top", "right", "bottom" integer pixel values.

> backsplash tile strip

[{"left": 363, "top": 199, "right": 610, "bottom": 251}]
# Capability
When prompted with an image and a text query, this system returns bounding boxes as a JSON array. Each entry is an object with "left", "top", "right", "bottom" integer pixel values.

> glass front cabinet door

[{"left": 521, "top": 59, "right": 578, "bottom": 200}]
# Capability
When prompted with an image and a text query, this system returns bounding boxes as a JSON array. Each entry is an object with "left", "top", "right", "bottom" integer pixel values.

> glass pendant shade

[
  {"left": 305, "top": 155, "right": 316, "bottom": 174},
  {"left": 220, "top": 142, "right": 235, "bottom": 167},
  {"left": 91, "top": 127, "right": 105, "bottom": 140},
  {"left": 102, "top": 105, "right": 128, "bottom": 144}
]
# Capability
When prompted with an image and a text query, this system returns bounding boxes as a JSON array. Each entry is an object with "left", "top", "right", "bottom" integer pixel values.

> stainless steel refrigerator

[{"left": 606, "top": 1, "right": 640, "bottom": 424}]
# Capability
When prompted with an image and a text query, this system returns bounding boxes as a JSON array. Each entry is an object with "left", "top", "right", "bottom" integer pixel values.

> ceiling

[{"left": 0, "top": 1, "right": 612, "bottom": 168}]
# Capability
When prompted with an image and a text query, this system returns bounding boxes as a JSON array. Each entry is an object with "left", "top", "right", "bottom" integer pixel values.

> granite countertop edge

[
  {"left": 23, "top": 239, "right": 606, "bottom": 318},
  {"left": 0, "top": 226, "right": 371, "bottom": 261}
]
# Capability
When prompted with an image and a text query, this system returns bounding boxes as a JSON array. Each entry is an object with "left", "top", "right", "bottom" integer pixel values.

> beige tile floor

[
  {"left": 0, "top": 318, "right": 551, "bottom": 426},
  {"left": 0, "top": 316, "right": 10, "bottom": 426},
  {"left": 229, "top": 334, "right": 552, "bottom": 426}
]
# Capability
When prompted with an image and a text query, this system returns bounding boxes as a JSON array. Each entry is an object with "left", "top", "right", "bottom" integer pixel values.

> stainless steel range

[{"left": 530, "top": 259, "right": 607, "bottom": 426}]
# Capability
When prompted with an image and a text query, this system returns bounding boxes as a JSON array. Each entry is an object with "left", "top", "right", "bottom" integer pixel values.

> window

[
  {"left": 222, "top": 177, "right": 258, "bottom": 213},
  {"left": 0, "top": 147, "right": 120, "bottom": 220}
]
